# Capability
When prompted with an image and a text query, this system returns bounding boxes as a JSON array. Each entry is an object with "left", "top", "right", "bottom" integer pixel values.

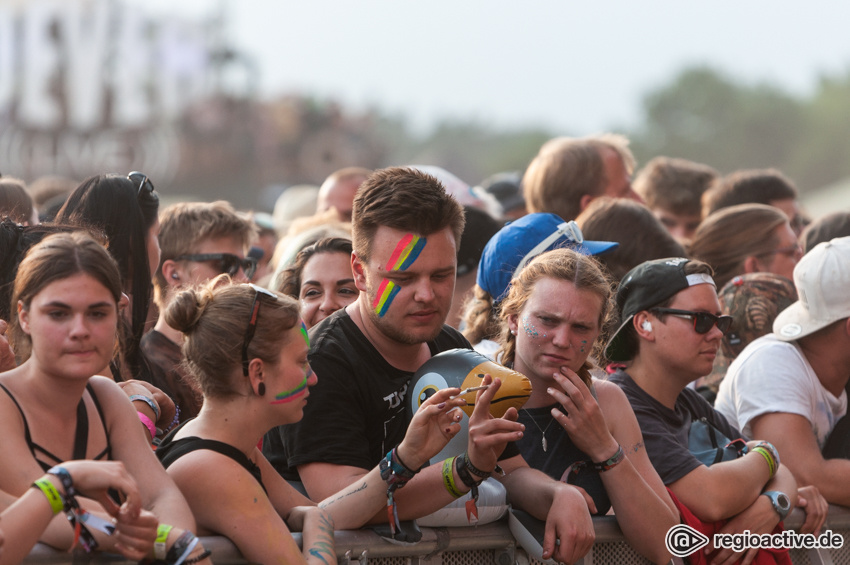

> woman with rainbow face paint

[{"left": 155, "top": 277, "right": 466, "bottom": 565}]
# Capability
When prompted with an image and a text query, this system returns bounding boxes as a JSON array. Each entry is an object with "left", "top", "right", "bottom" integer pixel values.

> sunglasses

[
  {"left": 649, "top": 308, "right": 733, "bottom": 335},
  {"left": 175, "top": 253, "right": 258, "bottom": 280},
  {"left": 242, "top": 283, "right": 279, "bottom": 376},
  {"left": 127, "top": 171, "right": 155, "bottom": 198}
]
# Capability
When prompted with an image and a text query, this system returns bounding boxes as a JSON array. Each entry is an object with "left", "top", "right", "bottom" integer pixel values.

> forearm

[
  {"left": 147, "top": 483, "right": 197, "bottom": 532},
  {"left": 764, "top": 464, "right": 798, "bottom": 506},
  {"left": 301, "top": 508, "right": 336, "bottom": 565},
  {"left": 789, "top": 458, "right": 850, "bottom": 506},
  {"left": 599, "top": 461, "right": 676, "bottom": 564},
  {"left": 499, "top": 466, "right": 563, "bottom": 520},
  {"left": 0, "top": 488, "right": 55, "bottom": 565}
]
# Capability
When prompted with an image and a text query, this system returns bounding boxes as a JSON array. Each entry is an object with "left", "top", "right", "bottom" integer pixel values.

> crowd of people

[{"left": 0, "top": 132, "right": 849, "bottom": 565}]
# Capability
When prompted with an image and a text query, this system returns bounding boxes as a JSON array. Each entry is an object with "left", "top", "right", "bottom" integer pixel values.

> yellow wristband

[
  {"left": 154, "top": 524, "right": 174, "bottom": 560},
  {"left": 32, "top": 477, "right": 64, "bottom": 515},
  {"left": 752, "top": 446, "right": 776, "bottom": 477},
  {"left": 442, "top": 456, "right": 464, "bottom": 498}
]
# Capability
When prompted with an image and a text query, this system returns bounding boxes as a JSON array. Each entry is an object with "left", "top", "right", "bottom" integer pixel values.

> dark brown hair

[
  {"left": 351, "top": 167, "right": 465, "bottom": 263},
  {"left": 164, "top": 278, "right": 300, "bottom": 398},
  {"left": 276, "top": 237, "right": 353, "bottom": 297}
]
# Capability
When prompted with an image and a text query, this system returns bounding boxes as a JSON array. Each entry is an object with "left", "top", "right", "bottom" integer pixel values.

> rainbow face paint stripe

[
  {"left": 372, "top": 234, "right": 427, "bottom": 317},
  {"left": 385, "top": 234, "right": 427, "bottom": 271},
  {"left": 270, "top": 373, "right": 309, "bottom": 404},
  {"left": 300, "top": 320, "right": 310, "bottom": 346},
  {"left": 372, "top": 279, "right": 401, "bottom": 317}
]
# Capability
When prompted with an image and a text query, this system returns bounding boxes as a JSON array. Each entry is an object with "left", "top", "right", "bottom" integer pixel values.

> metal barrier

[{"left": 25, "top": 505, "right": 850, "bottom": 564}]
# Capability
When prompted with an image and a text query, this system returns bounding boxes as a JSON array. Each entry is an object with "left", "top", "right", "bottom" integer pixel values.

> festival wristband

[
  {"left": 47, "top": 465, "right": 75, "bottom": 500},
  {"left": 754, "top": 441, "right": 780, "bottom": 468},
  {"left": 138, "top": 411, "right": 157, "bottom": 441},
  {"left": 461, "top": 452, "right": 491, "bottom": 479},
  {"left": 752, "top": 446, "right": 777, "bottom": 477},
  {"left": 441, "top": 456, "right": 464, "bottom": 498},
  {"left": 155, "top": 524, "right": 174, "bottom": 560},
  {"left": 183, "top": 549, "right": 213, "bottom": 564},
  {"left": 455, "top": 454, "right": 484, "bottom": 488},
  {"left": 32, "top": 477, "right": 65, "bottom": 515},
  {"left": 130, "top": 394, "right": 161, "bottom": 421},
  {"left": 166, "top": 531, "right": 200, "bottom": 565},
  {"left": 592, "top": 445, "right": 626, "bottom": 472}
]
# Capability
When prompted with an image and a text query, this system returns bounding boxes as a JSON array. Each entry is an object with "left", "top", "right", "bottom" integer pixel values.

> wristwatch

[{"left": 763, "top": 490, "right": 791, "bottom": 521}]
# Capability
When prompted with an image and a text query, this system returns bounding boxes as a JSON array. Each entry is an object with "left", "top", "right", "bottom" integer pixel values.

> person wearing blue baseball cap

[{"left": 461, "top": 213, "right": 617, "bottom": 358}]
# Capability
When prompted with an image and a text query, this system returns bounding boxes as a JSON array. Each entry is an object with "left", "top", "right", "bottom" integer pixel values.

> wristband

[
  {"left": 155, "top": 524, "right": 174, "bottom": 560},
  {"left": 47, "top": 465, "right": 75, "bottom": 502},
  {"left": 592, "top": 445, "right": 625, "bottom": 472},
  {"left": 130, "top": 394, "right": 161, "bottom": 421},
  {"left": 166, "top": 530, "right": 199, "bottom": 565},
  {"left": 455, "top": 454, "right": 484, "bottom": 488},
  {"left": 183, "top": 549, "right": 212, "bottom": 564},
  {"left": 138, "top": 411, "right": 157, "bottom": 440},
  {"left": 441, "top": 456, "right": 464, "bottom": 498},
  {"left": 752, "top": 446, "right": 777, "bottom": 477},
  {"left": 32, "top": 477, "right": 65, "bottom": 515},
  {"left": 461, "top": 452, "right": 491, "bottom": 479},
  {"left": 754, "top": 441, "right": 780, "bottom": 469}
]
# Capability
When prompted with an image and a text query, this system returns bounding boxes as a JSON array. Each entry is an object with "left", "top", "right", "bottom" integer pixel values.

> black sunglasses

[
  {"left": 649, "top": 308, "right": 733, "bottom": 335},
  {"left": 127, "top": 171, "right": 155, "bottom": 198},
  {"left": 175, "top": 253, "right": 258, "bottom": 280},
  {"left": 242, "top": 283, "right": 279, "bottom": 376}
]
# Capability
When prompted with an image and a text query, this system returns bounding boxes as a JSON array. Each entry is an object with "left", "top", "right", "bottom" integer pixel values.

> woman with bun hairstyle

[
  {"left": 0, "top": 232, "right": 208, "bottom": 562},
  {"left": 497, "top": 248, "right": 677, "bottom": 564},
  {"left": 156, "top": 278, "right": 466, "bottom": 564}
]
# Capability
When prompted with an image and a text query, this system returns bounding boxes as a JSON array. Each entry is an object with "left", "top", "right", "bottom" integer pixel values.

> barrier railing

[{"left": 25, "top": 505, "right": 850, "bottom": 564}]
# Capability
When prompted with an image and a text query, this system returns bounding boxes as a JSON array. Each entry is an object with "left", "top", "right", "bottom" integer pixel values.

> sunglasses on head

[
  {"left": 127, "top": 171, "right": 155, "bottom": 198},
  {"left": 649, "top": 307, "right": 733, "bottom": 335},
  {"left": 175, "top": 253, "right": 258, "bottom": 280},
  {"left": 242, "top": 283, "right": 279, "bottom": 376}
]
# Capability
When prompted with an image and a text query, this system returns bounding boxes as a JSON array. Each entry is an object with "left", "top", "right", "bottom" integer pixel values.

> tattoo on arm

[
  {"left": 631, "top": 441, "right": 644, "bottom": 453},
  {"left": 319, "top": 481, "right": 369, "bottom": 509},
  {"left": 307, "top": 513, "right": 335, "bottom": 565}
]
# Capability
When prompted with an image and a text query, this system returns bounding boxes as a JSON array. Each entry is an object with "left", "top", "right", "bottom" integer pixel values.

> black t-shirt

[
  {"left": 264, "top": 309, "right": 472, "bottom": 476},
  {"left": 608, "top": 369, "right": 744, "bottom": 485}
]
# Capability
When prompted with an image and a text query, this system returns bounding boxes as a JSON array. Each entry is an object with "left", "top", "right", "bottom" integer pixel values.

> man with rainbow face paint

[{"left": 266, "top": 167, "right": 599, "bottom": 564}]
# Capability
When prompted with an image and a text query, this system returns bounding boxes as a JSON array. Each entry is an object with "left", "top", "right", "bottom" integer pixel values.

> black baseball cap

[{"left": 605, "top": 258, "right": 716, "bottom": 361}]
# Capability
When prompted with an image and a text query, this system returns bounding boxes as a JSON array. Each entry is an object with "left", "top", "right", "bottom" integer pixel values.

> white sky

[{"left": 122, "top": 0, "right": 850, "bottom": 135}]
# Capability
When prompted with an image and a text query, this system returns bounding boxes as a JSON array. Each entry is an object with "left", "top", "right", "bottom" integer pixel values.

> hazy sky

[{"left": 128, "top": 1, "right": 850, "bottom": 135}]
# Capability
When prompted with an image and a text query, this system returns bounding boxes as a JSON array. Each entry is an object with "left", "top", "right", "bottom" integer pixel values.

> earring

[
  {"left": 171, "top": 273, "right": 179, "bottom": 280},
  {"left": 257, "top": 382, "right": 266, "bottom": 397},
  {"left": 510, "top": 330, "right": 516, "bottom": 336}
]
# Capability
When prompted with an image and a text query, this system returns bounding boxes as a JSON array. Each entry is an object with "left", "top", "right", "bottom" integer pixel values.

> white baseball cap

[{"left": 774, "top": 236, "right": 850, "bottom": 340}]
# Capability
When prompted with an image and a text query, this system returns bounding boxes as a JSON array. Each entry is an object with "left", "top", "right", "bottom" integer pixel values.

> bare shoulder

[{"left": 592, "top": 378, "right": 630, "bottom": 409}]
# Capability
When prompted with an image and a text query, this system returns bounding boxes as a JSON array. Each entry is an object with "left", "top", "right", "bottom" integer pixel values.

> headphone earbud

[{"left": 642, "top": 320, "right": 653, "bottom": 332}]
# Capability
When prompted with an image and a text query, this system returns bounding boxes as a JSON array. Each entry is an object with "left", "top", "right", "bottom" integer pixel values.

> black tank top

[
  {"left": 0, "top": 381, "right": 112, "bottom": 472},
  {"left": 157, "top": 419, "right": 267, "bottom": 494}
]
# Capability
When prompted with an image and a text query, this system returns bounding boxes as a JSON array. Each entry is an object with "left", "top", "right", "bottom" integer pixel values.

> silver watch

[{"left": 763, "top": 490, "right": 791, "bottom": 521}]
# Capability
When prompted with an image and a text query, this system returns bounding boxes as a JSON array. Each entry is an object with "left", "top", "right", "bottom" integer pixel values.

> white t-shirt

[{"left": 715, "top": 333, "right": 847, "bottom": 449}]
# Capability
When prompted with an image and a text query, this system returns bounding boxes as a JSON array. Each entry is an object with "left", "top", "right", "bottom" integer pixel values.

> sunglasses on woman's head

[
  {"left": 649, "top": 307, "right": 733, "bottom": 335},
  {"left": 175, "top": 253, "right": 258, "bottom": 279},
  {"left": 242, "top": 283, "right": 279, "bottom": 376},
  {"left": 127, "top": 171, "right": 155, "bottom": 197}
]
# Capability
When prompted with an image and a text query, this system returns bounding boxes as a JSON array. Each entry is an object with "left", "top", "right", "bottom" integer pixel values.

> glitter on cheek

[
  {"left": 521, "top": 315, "right": 546, "bottom": 338},
  {"left": 580, "top": 339, "right": 587, "bottom": 353}
]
